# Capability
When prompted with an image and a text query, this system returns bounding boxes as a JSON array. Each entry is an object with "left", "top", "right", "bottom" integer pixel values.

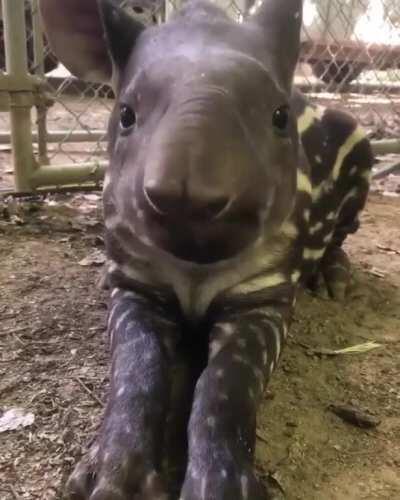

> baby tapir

[{"left": 40, "top": 0, "right": 373, "bottom": 498}]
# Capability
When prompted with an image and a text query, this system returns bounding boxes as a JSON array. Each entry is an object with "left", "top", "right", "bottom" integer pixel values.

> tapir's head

[{"left": 40, "top": 0, "right": 302, "bottom": 264}]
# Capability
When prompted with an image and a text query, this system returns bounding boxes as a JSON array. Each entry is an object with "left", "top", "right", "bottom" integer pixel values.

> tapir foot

[
  {"left": 65, "top": 441, "right": 168, "bottom": 500},
  {"left": 180, "top": 462, "right": 270, "bottom": 500},
  {"left": 321, "top": 246, "right": 351, "bottom": 301},
  {"left": 306, "top": 246, "right": 351, "bottom": 302}
]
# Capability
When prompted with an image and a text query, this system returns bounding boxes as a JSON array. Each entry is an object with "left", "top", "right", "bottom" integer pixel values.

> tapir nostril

[
  {"left": 143, "top": 183, "right": 232, "bottom": 219},
  {"left": 143, "top": 185, "right": 172, "bottom": 216},
  {"left": 205, "top": 196, "right": 232, "bottom": 219}
]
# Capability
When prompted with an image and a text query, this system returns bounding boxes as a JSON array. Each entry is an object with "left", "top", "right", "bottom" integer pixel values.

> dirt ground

[{"left": 0, "top": 191, "right": 399, "bottom": 500}]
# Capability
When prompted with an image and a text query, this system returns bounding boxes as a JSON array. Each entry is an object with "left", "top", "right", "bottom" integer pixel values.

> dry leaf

[
  {"left": 329, "top": 404, "right": 380, "bottom": 429},
  {"left": 79, "top": 250, "right": 106, "bottom": 267},
  {"left": 305, "top": 341, "right": 382, "bottom": 357},
  {"left": 0, "top": 408, "right": 35, "bottom": 433},
  {"left": 368, "top": 268, "right": 386, "bottom": 278}
]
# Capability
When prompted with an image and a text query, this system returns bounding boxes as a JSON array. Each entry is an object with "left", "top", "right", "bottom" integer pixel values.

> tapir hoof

[
  {"left": 65, "top": 443, "right": 168, "bottom": 500},
  {"left": 321, "top": 246, "right": 351, "bottom": 302},
  {"left": 180, "top": 463, "right": 270, "bottom": 500}
]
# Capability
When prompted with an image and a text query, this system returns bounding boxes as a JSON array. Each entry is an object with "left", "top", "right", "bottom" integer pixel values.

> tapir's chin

[{"left": 143, "top": 213, "right": 261, "bottom": 264}]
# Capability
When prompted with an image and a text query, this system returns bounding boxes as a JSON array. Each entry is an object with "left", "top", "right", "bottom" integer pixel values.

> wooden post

[{"left": 3, "top": 0, "right": 37, "bottom": 192}]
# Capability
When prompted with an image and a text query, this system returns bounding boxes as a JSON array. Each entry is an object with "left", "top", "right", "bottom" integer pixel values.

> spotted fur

[{"left": 40, "top": 0, "right": 373, "bottom": 498}]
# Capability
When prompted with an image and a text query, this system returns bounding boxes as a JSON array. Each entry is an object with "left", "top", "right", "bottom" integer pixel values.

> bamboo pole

[
  {"left": 31, "top": 0, "right": 50, "bottom": 165},
  {"left": 371, "top": 139, "right": 400, "bottom": 157},
  {"left": 0, "top": 130, "right": 107, "bottom": 145},
  {"left": 30, "top": 161, "right": 107, "bottom": 188},
  {"left": 3, "top": 0, "right": 37, "bottom": 192}
]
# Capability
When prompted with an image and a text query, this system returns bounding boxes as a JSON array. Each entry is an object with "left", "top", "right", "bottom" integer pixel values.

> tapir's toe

[
  {"left": 305, "top": 247, "right": 351, "bottom": 302},
  {"left": 180, "top": 462, "right": 270, "bottom": 500},
  {"left": 321, "top": 246, "right": 352, "bottom": 302},
  {"left": 65, "top": 447, "right": 97, "bottom": 500},
  {"left": 65, "top": 443, "right": 168, "bottom": 500}
]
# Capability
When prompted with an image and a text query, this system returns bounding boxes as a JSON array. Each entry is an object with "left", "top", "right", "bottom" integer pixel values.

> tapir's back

[{"left": 289, "top": 90, "right": 373, "bottom": 294}]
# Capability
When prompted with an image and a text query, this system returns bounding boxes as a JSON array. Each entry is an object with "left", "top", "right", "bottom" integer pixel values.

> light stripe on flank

[
  {"left": 122, "top": 291, "right": 138, "bottom": 300},
  {"left": 332, "top": 125, "right": 366, "bottom": 181},
  {"left": 201, "top": 478, "right": 207, "bottom": 500},
  {"left": 314, "top": 155, "right": 322, "bottom": 164},
  {"left": 338, "top": 187, "right": 358, "bottom": 213},
  {"left": 103, "top": 173, "right": 111, "bottom": 191},
  {"left": 107, "top": 303, "right": 120, "bottom": 329},
  {"left": 281, "top": 221, "right": 299, "bottom": 239},
  {"left": 362, "top": 168, "right": 372, "bottom": 183},
  {"left": 311, "top": 127, "right": 366, "bottom": 202},
  {"left": 269, "top": 360, "right": 275, "bottom": 375},
  {"left": 230, "top": 272, "right": 287, "bottom": 294},
  {"left": 311, "top": 179, "right": 334, "bottom": 202},
  {"left": 115, "top": 309, "right": 131, "bottom": 332},
  {"left": 215, "top": 322, "right": 235, "bottom": 336},
  {"left": 297, "top": 105, "right": 325, "bottom": 135},
  {"left": 309, "top": 221, "right": 324, "bottom": 235},
  {"left": 326, "top": 211, "right": 336, "bottom": 220},
  {"left": 209, "top": 340, "right": 223, "bottom": 359},
  {"left": 266, "top": 319, "right": 282, "bottom": 361},
  {"left": 297, "top": 170, "right": 312, "bottom": 195},
  {"left": 303, "top": 247, "right": 325, "bottom": 260},
  {"left": 105, "top": 213, "right": 122, "bottom": 231},
  {"left": 291, "top": 270, "right": 301, "bottom": 283},
  {"left": 241, "top": 475, "right": 249, "bottom": 499},
  {"left": 349, "top": 166, "right": 358, "bottom": 176}
]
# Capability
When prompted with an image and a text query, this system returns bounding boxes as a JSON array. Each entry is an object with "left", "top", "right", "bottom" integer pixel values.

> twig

[
  {"left": 256, "top": 431, "right": 269, "bottom": 445},
  {"left": 12, "top": 334, "right": 27, "bottom": 346},
  {"left": 0, "top": 326, "right": 29, "bottom": 337},
  {"left": 0, "top": 313, "right": 17, "bottom": 321},
  {"left": 328, "top": 404, "right": 381, "bottom": 429},
  {"left": 0, "top": 372, "right": 33, "bottom": 397},
  {"left": 372, "top": 160, "right": 400, "bottom": 180},
  {"left": 8, "top": 485, "right": 22, "bottom": 500},
  {"left": 296, "top": 341, "right": 381, "bottom": 357},
  {"left": 0, "top": 184, "right": 102, "bottom": 198},
  {"left": 377, "top": 244, "right": 400, "bottom": 256},
  {"left": 75, "top": 377, "right": 104, "bottom": 407},
  {"left": 368, "top": 268, "right": 386, "bottom": 279}
]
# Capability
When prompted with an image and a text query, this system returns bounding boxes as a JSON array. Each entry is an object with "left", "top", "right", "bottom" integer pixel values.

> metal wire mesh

[
  {"left": 2, "top": 0, "right": 400, "bottom": 192},
  {"left": 298, "top": 0, "right": 400, "bottom": 141},
  {"left": 0, "top": 1, "right": 16, "bottom": 191},
  {"left": 30, "top": 0, "right": 163, "bottom": 169},
  {"left": 41, "top": 0, "right": 400, "bottom": 153}
]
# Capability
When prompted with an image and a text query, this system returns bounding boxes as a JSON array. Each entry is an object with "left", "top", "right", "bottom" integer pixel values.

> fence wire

[
  {"left": 298, "top": 0, "right": 400, "bottom": 142},
  {"left": 2, "top": 0, "right": 400, "bottom": 192}
]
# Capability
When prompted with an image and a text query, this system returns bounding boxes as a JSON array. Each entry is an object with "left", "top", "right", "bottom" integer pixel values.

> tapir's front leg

[
  {"left": 66, "top": 288, "right": 179, "bottom": 500},
  {"left": 181, "top": 302, "right": 292, "bottom": 500}
]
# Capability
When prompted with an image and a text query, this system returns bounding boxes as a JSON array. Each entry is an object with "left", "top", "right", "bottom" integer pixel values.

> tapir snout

[
  {"left": 136, "top": 83, "right": 272, "bottom": 263},
  {"left": 40, "top": 0, "right": 300, "bottom": 267}
]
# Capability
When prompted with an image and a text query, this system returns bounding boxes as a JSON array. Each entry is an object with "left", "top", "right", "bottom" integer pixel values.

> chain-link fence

[
  {"left": 299, "top": 0, "right": 400, "bottom": 155},
  {"left": 1, "top": 0, "right": 400, "bottom": 193}
]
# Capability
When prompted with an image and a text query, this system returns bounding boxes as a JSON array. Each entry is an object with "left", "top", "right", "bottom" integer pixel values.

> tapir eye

[
  {"left": 272, "top": 105, "right": 290, "bottom": 135},
  {"left": 120, "top": 105, "right": 137, "bottom": 130}
]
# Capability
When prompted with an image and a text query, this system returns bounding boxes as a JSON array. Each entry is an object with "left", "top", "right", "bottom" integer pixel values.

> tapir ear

[
  {"left": 98, "top": 0, "right": 145, "bottom": 75},
  {"left": 250, "top": 0, "right": 303, "bottom": 94},
  {"left": 39, "top": 0, "right": 145, "bottom": 82}
]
